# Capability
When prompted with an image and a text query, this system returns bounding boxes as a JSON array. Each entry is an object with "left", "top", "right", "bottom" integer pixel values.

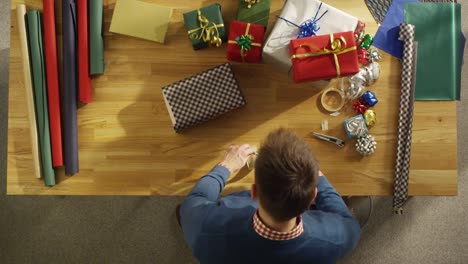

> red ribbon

[
  {"left": 358, "top": 48, "right": 369, "bottom": 65},
  {"left": 353, "top": 98, "right": 369, "bottom": 114}
]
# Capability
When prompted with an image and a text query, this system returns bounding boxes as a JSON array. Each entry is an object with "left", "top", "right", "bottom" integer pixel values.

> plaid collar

[{"left": 253, "top": 210, "right": 304, "bottom": 241}]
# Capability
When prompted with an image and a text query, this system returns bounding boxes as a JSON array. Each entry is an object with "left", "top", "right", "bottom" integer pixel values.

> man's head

[{"left": 253, "top": 128, "right": 319, "bottom": 221}]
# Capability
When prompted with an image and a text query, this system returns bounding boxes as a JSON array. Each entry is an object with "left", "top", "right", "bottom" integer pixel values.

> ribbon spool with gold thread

[
  {"left": 228, "top": 23, "right": 262, "bottom": 62},
  {"left": 320, "top": 87, "right": 346, "bottom": 112},
  {"left": 291, "top": 34, "right": 357, "bottom": 77},
  {"left": 187, "top": 9, "right": 223, "bottom": 47}
]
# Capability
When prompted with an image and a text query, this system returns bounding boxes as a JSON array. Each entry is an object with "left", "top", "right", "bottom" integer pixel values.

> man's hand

[{"left": 218, "top": 144, "right": 256, "bottom": 175}]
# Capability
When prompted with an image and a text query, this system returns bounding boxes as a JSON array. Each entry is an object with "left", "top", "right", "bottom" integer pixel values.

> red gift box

[
  {"left": 227, "top": 21, "right": 264, "bottom": 63},
  {"left": 289, "top": 31, "right": 359, "bottom": 83}
]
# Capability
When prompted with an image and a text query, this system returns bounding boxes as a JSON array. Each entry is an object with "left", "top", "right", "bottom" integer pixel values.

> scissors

[{"left": 310, "top": 132, "right": 346, "bottom": 148}]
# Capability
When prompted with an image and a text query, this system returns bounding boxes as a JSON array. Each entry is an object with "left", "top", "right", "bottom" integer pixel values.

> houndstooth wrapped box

[{"left": 162, "top": 63, "right": 246, "bottom": 133}]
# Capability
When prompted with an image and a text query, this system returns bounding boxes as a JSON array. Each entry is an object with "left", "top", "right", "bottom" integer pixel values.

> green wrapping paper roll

[
  {"left": 404, "top": 3, "right": 461, "bottom": 100},
  {"left": 183, "top": 3, "right": 227, "bottom": 50},
  {"left": 16, "top": 5, "right": 42, "bottom": 179},
  {"left": 89, "top": 0, "right": 104, "bottom": 74},
  {"left": 236, "top": 0, "right": 271, "bottom": 28},
  {"left": 26, "top": 10, "right": 56, "bottom": 186}
]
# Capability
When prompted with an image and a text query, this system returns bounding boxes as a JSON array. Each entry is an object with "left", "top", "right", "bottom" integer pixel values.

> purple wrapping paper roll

[
  {"left": 392, "top": 24, "right": 417, "bottom": 214},
  {"left": 62, "top": 0, "right": 79, "bottom": 175}
]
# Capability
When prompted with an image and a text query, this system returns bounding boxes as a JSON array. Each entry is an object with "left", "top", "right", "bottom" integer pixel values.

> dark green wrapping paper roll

[
  {"left": 89, "top": 0, "right": 104, "bottom": 74},
  {"left": 404, "top": 2, "right": 461, "bottom": 100},
  {"left": 183, "top": 3, "right": 227, "bottom": 50},
  {"left": 236, "top": 0, "right": 271, "bottom": 28},
  {"left": 26, "top": 10, "right": 56, "bottom": 186}
]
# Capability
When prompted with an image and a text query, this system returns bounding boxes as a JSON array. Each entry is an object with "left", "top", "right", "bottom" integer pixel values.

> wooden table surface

[{"left": 7, "top": 0, "right": 457, "bottom": 195}]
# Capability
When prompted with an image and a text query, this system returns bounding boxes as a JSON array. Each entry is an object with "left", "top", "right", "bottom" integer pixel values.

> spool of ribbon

[
  {"left": 364, "top": 109, "right": 376, "bottom": 127},
  {"left": 277, "top": 3, "right": 328, "bottom": 38},
  {"left": 362, "top": 91, "right": 378, "bottom": 106},
  {"left": 228, "top": 23, "right": 262, "bottom": 62},
  {"left": 354, "top": 21, "right": 366, "bottom": 42},
  {"left": 359, "top": 34, "right": 374, "bottom": 50},
  {"left": 291, "top": 34, "right": 357, "bottom": 77},
  {"left": 346, "top": 61, "right": 380, "bottom": 99},
  {"left": 187, "top": 9, "right": 224, "bottom": 47},
  {"left": 244, "top": 0, "right": 260, "bottom": 8},
  {"left": 358, "top": 48, "right": 369, "bottom": 65},
  {"left": 368, "top": 48, "right": 382, "bottom": 62}
]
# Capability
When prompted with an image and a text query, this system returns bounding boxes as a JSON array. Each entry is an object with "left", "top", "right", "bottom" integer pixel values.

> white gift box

[{"left": 263, "top": 0, "right": 359, "bottom": 72}]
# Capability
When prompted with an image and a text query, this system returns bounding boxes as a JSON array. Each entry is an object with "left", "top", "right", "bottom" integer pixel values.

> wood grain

[{"left": 7, "top": 0, "right": 457, "bottom": 195}]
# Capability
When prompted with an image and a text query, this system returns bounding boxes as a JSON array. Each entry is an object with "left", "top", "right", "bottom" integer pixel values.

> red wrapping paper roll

[
  {"left": 78, "top": 0, "right": 92, "bottom": 103},
  {"left": 43, "top": 0, "right": 63, "bottom": 167}
]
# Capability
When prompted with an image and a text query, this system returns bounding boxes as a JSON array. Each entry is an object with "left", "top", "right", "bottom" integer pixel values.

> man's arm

[
  {"left": 180, "top": 144, "right": 255, "bottom": 247},
  {"left": 315, "top": 174, "right": 353, "bottom": 218},
  {"left": 314, "top": 174, "right": 361, "bottom": 258}
]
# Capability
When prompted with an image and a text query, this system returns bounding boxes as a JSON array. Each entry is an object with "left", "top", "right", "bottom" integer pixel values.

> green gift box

[
  {"left": 236, "top": 0, "right": 271, "bottom": 28},
  {"left": 183, "top": 3, "right": 227, "bottom": 50}
]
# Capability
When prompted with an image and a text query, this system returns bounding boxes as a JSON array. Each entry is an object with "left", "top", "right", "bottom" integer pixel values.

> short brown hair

[{"left": 255, "top": 128, "right": 319, "bottom": 221}]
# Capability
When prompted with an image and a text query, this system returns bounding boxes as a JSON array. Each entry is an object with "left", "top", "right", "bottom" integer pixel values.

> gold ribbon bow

[
  {"left": 187, "top": 9, "right": 224, "bottom": 47},
  {"left": 245, "top": 0, "right": 260, "bottom": 8},
  {"left": 291, "top": 34, "right": 357, "bottom": 77},
  {"left": 228, "top": 23, "right": 262, "bottom": 62}
]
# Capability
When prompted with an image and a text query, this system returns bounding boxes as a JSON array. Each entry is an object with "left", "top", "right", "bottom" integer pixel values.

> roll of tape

[{"left": 321, "top": 87, "right": 346, "bottom": 112}]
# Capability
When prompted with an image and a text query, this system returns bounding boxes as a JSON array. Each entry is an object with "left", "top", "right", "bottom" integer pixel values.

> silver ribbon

[{"left": 346, "top": 62, "right": 381, "bottom": 100}]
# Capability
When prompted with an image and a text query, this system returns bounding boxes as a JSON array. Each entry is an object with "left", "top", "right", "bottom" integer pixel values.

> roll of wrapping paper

[
  {"left": 404, "top": 3, "right": 461, "bottom": 100},
  {"left": 63, "top": 0, "right": 80, "bottom": 175},
  {"left": 16, "top": 5, "right": 41, "bottom": 179},
  {"left": 89, "top": 0, "right": 104, "bottom": 75},
  {"left": 78, "top": 0, "right": 92, "bottom": 103},
  {"left": 43, "top": 0, "right": 64, "bottom": 167},
  {"left": 26, "top": 10, "right": 56, "bottom": 186},
  {"left": 364, "top": 0, "right": 392, "bottom": 24},
  {"left": 393, "top": 24, "right": 417, "bottom": 214}
]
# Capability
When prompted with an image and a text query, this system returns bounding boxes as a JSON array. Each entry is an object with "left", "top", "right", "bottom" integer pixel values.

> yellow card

[{"left": 109, "top": 0, "right": 172, "bottom": 43}]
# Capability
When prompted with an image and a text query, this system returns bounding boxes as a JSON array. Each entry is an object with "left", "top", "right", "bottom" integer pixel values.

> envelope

[{"left": 110, "top": 0, "right": 172, "bottom": 43}]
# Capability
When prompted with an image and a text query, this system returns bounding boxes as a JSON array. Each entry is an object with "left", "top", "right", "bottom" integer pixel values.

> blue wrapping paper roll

[{"left": 62, "top": 0, "right": 79, "bottom": 175}]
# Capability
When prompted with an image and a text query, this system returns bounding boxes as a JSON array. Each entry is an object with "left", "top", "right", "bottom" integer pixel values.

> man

[{"left": 179, "top": 128, "right": 360, "bottom": 264}]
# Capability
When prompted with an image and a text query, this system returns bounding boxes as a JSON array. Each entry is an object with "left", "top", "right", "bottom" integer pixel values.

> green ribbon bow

[{"left": 236, "top": 35, "right": 254, "bottom": 50}]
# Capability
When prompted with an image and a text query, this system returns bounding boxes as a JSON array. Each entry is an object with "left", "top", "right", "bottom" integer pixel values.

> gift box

[
  {"left": 183, "top": 4, "right": 227, "bottom": 50},
  {"left": 162, "top": 63, "right": 245, "bottom": 133},
  {"left": 236, "top": 0, "right": 271, "bottom": 28},
  {"left": 289, "top": 31, "right": 359, "bottom": 82},
  {"left": 263, "top": 0, "right": 358, "bottom": 72},
  {"left": 227, "top": 21, "right": 264, "bottom": 63}
]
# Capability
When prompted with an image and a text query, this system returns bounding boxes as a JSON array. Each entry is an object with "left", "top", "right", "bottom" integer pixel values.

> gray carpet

[{"left": 0, "top": 1, "right": 467, "bottom": 263}]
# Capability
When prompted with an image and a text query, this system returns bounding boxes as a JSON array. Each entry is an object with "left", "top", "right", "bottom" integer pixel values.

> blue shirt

[{"left": 180, "top": 165, "right": 361, "bottom": 264}]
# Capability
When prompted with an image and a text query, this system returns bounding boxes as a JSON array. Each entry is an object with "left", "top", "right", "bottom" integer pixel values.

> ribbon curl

[
  {"left": 244, "top": 0, "right": 260, "bottom": 8},
  {"left": 277, "top": 2, "right": 328, "bottom": 38},
  {"left": 187, "top": 9, "right": 223, "bottom": 47},
  {"left": 291, "top": 34, "right": 357, "bottom": 77}
]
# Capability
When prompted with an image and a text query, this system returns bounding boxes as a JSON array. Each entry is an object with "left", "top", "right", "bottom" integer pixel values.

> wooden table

[{"left": 7, "top": 0, "right": 457, "bottom": 195}]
